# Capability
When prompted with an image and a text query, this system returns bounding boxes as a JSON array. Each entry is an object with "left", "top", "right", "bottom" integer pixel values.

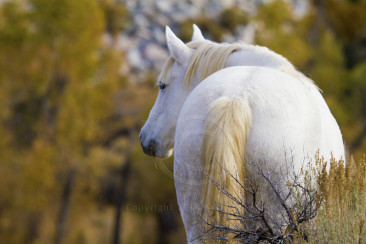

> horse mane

[
  {"left": 158, "top": 40, "right": 316, "bottom": 88},
  {"left": 184, "top": 41, "right": 244, "bottom": 87},
  {"left": 158, "top": 41, "right": 243, "bottom": 86}
]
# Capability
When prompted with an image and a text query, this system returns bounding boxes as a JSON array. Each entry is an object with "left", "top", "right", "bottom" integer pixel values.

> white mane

[{"left": 159, "top": 40, "right": 317, "bottom": 88}]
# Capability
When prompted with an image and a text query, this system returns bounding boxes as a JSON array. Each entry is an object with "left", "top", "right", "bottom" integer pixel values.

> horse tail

[{"left": 200, "top": 95, "right": 252, "bottom": 230}]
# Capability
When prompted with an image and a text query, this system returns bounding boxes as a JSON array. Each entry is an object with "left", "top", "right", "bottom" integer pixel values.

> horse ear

[
  {"left": 165, "top": 26, "right": 190, "bottom": 64},
  {"left": 192, "top": 24, "right": 204, "bottom": 41}
]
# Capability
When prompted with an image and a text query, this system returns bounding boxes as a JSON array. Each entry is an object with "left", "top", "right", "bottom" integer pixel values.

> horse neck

[
  {"left": 225, "top": 44, "right": 316, "bottom": 88},
  {"left": 225, "top": 44, "right": 294, "bottom": 70}
]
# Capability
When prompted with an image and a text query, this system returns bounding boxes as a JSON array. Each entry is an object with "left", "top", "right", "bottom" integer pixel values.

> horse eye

[{"left": 159, "top": 83, "right": 167, "bottom": 90}]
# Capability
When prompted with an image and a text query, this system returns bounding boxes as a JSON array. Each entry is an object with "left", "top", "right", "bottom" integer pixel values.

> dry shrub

[
  {"left": 197, "top": 154, "right": 366, "bottom": 243},
  {"left": 309, "top": 155, "right": 366, "bottom": 243}
]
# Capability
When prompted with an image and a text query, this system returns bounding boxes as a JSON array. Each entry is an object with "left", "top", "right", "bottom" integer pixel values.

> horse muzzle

[
  {"left": 141, "top": 138, "right": 157, "bottom": 156},
  {"left": 139, "top": 131, "right": 173, "bottom": 158}
]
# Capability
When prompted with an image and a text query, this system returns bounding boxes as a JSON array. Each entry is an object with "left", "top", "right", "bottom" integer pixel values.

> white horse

[{"left": 140, "top": 25, "right": 344, "bottom": 242}]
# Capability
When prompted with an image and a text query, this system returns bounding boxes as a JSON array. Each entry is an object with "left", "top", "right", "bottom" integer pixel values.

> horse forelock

[{"left": 157, "top": 57, "right": 174, "bottom": 85}]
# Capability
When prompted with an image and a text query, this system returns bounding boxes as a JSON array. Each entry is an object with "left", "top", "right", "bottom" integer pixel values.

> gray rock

[{"left": 120, "top": 0, "right": 303, "bottom": 80}]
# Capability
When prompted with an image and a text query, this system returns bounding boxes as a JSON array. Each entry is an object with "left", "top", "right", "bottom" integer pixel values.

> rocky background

[{"left": 119, "top": 0, "right": 308, "bottom": 76}]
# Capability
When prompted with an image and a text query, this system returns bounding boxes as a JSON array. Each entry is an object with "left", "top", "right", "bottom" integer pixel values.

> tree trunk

[
  {"left": 111, "top": 158, "right": 131, "bottom": 244},
  {"left": 156, "top": 211, "right": 176, "bottom": 244},
  {"left": 111, "top": 130, "right": 135, "bottom": 244},
  {"left": 54, "top": 167, "right": 77, "bottom": 244}
]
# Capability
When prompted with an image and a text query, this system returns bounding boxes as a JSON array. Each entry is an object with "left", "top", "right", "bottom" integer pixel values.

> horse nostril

[
  {"left": 149, "top": 140, "right": 156, "bottom": 156},
  {"left": 141, "top": 138, "right": 158, "bottom": 156}
]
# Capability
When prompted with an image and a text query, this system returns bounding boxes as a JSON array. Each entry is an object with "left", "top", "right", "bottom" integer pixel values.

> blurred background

[{"left": 0, "top": 0, "right": 365, "bottom": 243}]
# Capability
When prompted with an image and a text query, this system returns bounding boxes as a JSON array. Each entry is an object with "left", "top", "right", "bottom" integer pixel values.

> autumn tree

[{"left": 0, "top": 0, "right": 125, "bottom": 243}]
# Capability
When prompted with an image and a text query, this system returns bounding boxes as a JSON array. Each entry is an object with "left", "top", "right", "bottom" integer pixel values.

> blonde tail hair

[{"left": 201, "top": 96, "right": 252, "bottom": 232}]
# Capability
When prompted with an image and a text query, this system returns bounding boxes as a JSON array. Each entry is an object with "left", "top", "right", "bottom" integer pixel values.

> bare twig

[{"left": 196, "top": 157, "right": 320, "bottom": 243}]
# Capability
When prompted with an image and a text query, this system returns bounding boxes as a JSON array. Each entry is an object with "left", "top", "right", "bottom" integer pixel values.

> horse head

[{"left": 140, "top": 25, "right": 205, "bottom": 157}]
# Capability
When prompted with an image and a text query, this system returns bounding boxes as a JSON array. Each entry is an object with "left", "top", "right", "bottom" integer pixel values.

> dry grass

[
  {"left": 197, "top": 154, "right": 366, "bottom": 243},
  {"left": 307, "top": 155, "right": 366, "bottom": 243}
]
